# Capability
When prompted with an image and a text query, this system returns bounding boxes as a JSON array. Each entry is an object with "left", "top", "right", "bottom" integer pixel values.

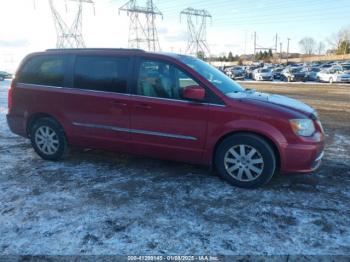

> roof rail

[{"left": 45, "top": 48, "right": 145, "bottom": 52}]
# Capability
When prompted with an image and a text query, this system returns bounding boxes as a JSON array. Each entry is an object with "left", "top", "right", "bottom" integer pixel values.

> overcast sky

[{"left": 1, "top": 0, "right": 350, "bottom": 72}]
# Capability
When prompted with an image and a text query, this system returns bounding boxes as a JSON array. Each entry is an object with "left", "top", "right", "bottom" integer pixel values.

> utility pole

[
  {"left": 280, "top": 42, "right": 283, "bottom": 64},
  {"left": 275, "top": 33, "right": 278, "bottom": 53},
  {"left": 180, "top": 8, "right": 212, "bottom": 59},
  {"left": 253, "top": 31, "right": 257, "bottom": 57},
  {"left": 286, "top": 38, "right": 290, "bottom": 64},
  {"left": 41, "top": 0, "right": 95, "bottom": 48},
  {"left": 119, "top": 0, "right": 163, "bottom": 51}
]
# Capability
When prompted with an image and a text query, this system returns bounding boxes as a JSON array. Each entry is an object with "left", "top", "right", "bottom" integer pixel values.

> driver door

[{"left": 130, "top": 58, "right": 209, "bottom": 163}]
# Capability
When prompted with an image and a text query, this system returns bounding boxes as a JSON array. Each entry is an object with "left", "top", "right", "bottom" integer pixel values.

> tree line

[{"left": 299, "top": 26, "right": 350, "bottom": 55}]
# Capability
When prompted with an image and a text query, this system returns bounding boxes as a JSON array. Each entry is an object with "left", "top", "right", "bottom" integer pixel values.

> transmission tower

[
  {"left": 253, "top": 31, "right": 279, "bottom": 55},
  {"left": 48, "top": 0, "right": 94, "bottom": 48},
  {"left": 119, "top": 0, "right": 163, "bottom": 51},
  {"left": 180, "top": 8, "right": 212, "bottom": 58}
]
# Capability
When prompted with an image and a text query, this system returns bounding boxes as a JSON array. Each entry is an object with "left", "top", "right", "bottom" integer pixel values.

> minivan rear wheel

[
  {"left": 215, "top": 133, "right": 276, "bottom": 188},
  {"left": 30, "top": 117, "right": 68, "bottom": 160}
]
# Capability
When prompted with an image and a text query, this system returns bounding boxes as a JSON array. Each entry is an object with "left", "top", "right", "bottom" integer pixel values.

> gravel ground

[{"left": 0, "top": 79, "right": 350, "bottom": 255}]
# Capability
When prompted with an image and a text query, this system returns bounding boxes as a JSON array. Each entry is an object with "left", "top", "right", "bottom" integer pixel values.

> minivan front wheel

[
  {"left": 30, "top": 117, "right": 68, "bottom": 160},
  {"left": 215, "top": 134, "right": 276, "bottom": 188}
]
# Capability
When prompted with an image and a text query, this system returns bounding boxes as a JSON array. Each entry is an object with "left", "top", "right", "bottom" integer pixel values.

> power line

[
  {"left": 119, "top": 0, "right": 163, "bottom": 51},
  {"left": 160, "top": 0, "right": 335, "bottom": 15}
]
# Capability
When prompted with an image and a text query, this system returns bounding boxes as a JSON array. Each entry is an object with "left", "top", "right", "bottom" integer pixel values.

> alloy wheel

[
  {"left": 34, "top": 126, "right": 60, "bottom": 155},
  {"left": 224, "top": 144, "right": 264, "bottom": 182}
]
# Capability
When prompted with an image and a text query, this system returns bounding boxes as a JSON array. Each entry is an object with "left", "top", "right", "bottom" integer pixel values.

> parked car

[
  {"left": 7, "top": 48, "right": 325, "bottom": 188},
  {"left": 317, "top": 66, "right": 350, "bottom": 84},
  {"left": 245, "top": 66, "right": 259, "bottom": 79},
  {"left": 318, "top": 63, "right": 333, "bottom": 69},
  {"left": 252, "top": 68, "right": 273, "bottom": 81},
  {"left": 307, "top": 67, "right": 321, "bottom": 81},
  {"left": 340, "top": 64, "right": 350, "bottom": 71},
  {"left": 0, "top": 71, "right": 12, "bottom": 81},
  {"left": 226, "top": 66, "right": 245, "bottom": 80},
  {"left": 272, "top": 68, "right": 284, "bottom": 80},
  {"left": 281, "top": 67, "right": 306, "bottom": 82}
]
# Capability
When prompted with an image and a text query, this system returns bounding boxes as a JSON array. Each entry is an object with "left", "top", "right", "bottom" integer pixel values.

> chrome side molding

[{"left": 73, "top": 122, "right": 198, "bottom": 141}]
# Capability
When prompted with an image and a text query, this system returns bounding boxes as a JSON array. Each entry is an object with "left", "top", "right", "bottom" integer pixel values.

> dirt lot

[{"left": 0, "top": 80, "right": 349, "bottom": 256}]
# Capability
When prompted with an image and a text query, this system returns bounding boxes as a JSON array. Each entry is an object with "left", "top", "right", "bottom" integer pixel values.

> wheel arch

[
  {"left": 26, "top": 113, "right": 64, "bottom": 137},
  {"left": 212, "top": 130, "right": 281, "bottom": 170}
]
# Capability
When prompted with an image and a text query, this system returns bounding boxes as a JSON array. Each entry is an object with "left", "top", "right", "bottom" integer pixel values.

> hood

[
  {"left": 227, "top": 90, "right": 314, "bottom": 115},
  {"left": 292, "top": 72, "right": 305, "bottom": 76},
  {"left": 258, "top": 72, "right": 272, "bottom": 76}
]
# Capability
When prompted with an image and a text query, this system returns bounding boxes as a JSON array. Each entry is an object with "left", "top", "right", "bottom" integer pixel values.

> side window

[
  {"left": 18, "top": 55, "right": 68, "bottom": 87},
  {"left": 137, "top": 59, "right": 199, "bottom": 100},
  {"left": 74, "top": 56, "right": 129, "bottom": 93}
]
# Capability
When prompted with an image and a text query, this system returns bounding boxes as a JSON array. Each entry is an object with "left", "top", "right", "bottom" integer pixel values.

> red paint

[
  {"left": 6, "top": 49, "right": 325, "bottom": 174},
  {"left": 182, "top": 85, "right": 206, "bottom": 101}
]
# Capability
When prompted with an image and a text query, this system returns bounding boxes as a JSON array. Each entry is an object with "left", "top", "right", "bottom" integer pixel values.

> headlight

[{"left": 289, "top": 119, "right": 315, "bottom": 136}]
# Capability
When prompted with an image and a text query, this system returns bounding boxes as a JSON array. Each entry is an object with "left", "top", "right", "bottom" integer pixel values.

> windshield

[
  {"left": 291, "top": 67, "right": 302, "bottom": 73},
  {"left": 260, "top": 69, "right": 270, "bottom": 73},
  {"left": 177, "top": 55, "right": 245, "bottom": 94}
]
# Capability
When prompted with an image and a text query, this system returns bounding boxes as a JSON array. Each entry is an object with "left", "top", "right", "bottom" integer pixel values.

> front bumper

[
  {"left": 311, "top": 150, "right": 324, "bottom": 170},
  {"left": 339, "top": 78, "right": 350, "bottom": 83},
  {"left": 279, "top": 132, "right": 325, "bottom": 174},
  {"left": 291, "top": 76, "right": 306, "bottom": 81},
  {"left": 258, "top": 76, "right": 273, "bottom": 81}
]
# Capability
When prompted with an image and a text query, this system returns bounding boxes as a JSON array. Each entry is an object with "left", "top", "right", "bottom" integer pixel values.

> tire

[
  {"left": 29, "top": 117, "right": 68, "bottom": 160},
  {"left": 215, "top": 133, "right": 276, "bottom": 188},
  {"left": 287, "top": 76, "right": 291, "bottom": 82},
  {"left": 329, "top": 78, "right": 333, "bottom": 84}
]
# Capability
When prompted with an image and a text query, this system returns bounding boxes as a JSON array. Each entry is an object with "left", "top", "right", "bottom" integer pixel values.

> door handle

[
  {"left": 134, "top": 103, "right": 151, "bottom": 109},
  {"left": 111, "top": 101, "right": 127, "bottom": 107}
]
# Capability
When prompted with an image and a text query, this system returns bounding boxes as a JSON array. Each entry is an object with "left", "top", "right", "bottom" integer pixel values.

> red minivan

[{"left": 7, "top": 49, "right": 325, "bottom": 188}]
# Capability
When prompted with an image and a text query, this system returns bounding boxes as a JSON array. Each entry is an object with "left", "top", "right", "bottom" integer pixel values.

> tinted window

[
  {"left": 18, "top": 55, "right": 68, "bottom": 87},
  {"left": 74, "top": 56, "right": 129, "bottom": 93},
  {"left": 137, "top": 59, "right": 199, "bottom": 100}
]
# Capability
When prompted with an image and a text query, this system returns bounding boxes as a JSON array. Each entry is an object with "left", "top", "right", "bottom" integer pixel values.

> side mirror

[{"left": 182, "top": 85, "right": 205, "bottom": 101}]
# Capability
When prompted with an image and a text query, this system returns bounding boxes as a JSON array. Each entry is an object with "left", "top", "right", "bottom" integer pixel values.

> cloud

[{"left": 0, "top": 39, "right": 29, "bottom": 48}]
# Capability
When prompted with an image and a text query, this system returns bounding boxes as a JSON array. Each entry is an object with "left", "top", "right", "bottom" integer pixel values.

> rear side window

[
  {"left": 74, "top": 56, "right": 129, "bottom": 93},
  {"left": 18, "top": 55, "right": 68, "bottom": 87}
]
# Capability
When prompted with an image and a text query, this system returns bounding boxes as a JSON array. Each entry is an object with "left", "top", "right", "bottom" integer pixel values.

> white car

[
  {"left": 317, "top": 66, "right": 350, "bottom": 84},
  {"left": 252, "top": 68, "right": 273, "bottom": 81}
]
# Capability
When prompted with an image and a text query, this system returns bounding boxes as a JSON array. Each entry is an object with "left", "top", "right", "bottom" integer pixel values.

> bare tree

[
  {"left": 299, "top": 37, "right": 316, "bottom": 55},
  {"left": 328, "top": 27, "right": 350, "bottom": 54},
  {"left": 317, "top": 41, "right": 326, "bottom": 55}
]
